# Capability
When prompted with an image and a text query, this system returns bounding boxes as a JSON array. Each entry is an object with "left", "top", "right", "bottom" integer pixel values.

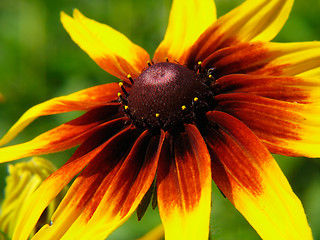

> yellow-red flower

[
  {"left": 0, "top": 0, "right": 318, "bottom": 239},
  {"left": 0, "top": 157, "right": 65, "bottom": 239}
]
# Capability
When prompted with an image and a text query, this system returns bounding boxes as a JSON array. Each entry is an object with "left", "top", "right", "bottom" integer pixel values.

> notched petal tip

[
  {"left": 60, "top": 9, "right": 150, "bottom": 81},
  {"left": 60, "top": 10, "right": 68, "bottom": 20}
]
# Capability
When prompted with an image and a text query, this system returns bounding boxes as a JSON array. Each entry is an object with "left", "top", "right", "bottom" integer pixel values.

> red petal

[
  {"left": 0, "top": 106, "right": 126, "bottom": 163},
  {"left": 34, "top": 130, "right": 165, "bottom": 239},
  {"left": 202, "top": 42, "right": 272, "bottom": 78},
  {"left": 192, "top": 41, "right": 320, "bottom": 78},
  {"left": 0, "top": 83, "right": 120, "bottom": 146},
  {"left": 216, "top": 74, "right": 320, "bottom": 103},
  {"left": 205, "top": 111, "right": 312, "bottom": 239},
  {"left": 215, "top": 93, "right": 320, "bottom": 157},
  {"left": 157, "top": 125, "right": 211, "bottom": 240},
  {"left": 13, "top": 122, "right": 133, "bottom": 240}
]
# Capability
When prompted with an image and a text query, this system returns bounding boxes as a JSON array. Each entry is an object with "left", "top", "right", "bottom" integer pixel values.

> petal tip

[{"left": 72, "top": 8, "right": 83, "bottom": 19}]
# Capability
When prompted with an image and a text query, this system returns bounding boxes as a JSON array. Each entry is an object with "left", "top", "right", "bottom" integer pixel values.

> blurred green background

[{"left": 0, "top": 0, "right": 320, "bottom": 239}]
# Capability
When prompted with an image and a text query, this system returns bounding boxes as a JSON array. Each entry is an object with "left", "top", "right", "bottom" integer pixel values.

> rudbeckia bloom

[
  {"left": 0, "top": 0, "right": 318, "bottom": 239},
  {"left": 0, "top": 157, "right": 65, "bottom": 239}
]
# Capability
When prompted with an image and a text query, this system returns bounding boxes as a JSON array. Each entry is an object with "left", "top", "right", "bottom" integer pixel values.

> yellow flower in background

[
  {"left": 0, "top": 0, "right": 319, "bottom": 239},
  {"left": 0, "top": 157, "right": 65, "bottom": 239},
  {"left": 137, "top": 224, "right": 164, "bottom": 240}
]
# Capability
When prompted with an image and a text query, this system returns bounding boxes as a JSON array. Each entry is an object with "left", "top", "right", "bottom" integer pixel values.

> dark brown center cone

[{"left": 127, "top": 62, "right": 212, "bottom": 130}]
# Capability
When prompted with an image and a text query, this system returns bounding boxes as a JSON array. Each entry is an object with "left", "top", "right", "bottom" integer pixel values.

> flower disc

[{"left": 127, "top": 62, "right": 210, "bottom": 129}]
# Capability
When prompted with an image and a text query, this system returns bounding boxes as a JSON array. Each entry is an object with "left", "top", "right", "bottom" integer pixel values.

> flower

[
  {"left": 0, "top": 157, "right": 65, "bottom": 239},
  {"left": 137, "top": 224, "right": 164, "bottom": 240},
  {"left": 0, "top": 0, "right": 318, "bottom": 239}
]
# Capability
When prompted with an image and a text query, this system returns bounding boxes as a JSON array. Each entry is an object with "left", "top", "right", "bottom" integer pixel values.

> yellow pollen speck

[
  {"left": 181, "top": 105, "right": 186, "bottom": 110},
  {"left": 119, "top": 82, "right": 123, "bottom": 87},
  {"left": 198, "top": 61, "right": 202, "bottom": 66},
  {"left": 117, "top": 92, "right": 121, "bottom": 97},
  {"left": 208, "top": 75, "right": 213, "bottom": 78},
  {"left": 127, "top": 74, "right": 132, "bottom": 79},
  {"left": 155, "top": 113, "right": 160, "bottom": 118},
  {"left": 124, "top": 106, "right": 129, "bottom": 110},
  {"left": 194, "top": 97, "right": 199, "bottom": 102}
]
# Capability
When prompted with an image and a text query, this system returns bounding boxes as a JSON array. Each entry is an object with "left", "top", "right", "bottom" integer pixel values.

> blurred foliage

[{"left": 0, "top": 0, "right": 320, "bottom": 239}]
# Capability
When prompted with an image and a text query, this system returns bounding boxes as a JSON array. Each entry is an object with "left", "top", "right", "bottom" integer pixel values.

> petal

[
  {"left": 200, "top": 41, "right": 320, "bottom": 78},
  {"left": 251, "top": 42, "right": 320, "bottom": 77},
  {"left": 0, "top": 107, "right": 125, "bottom": 164},
  {"left": 153, "top": 0, "right": 216, "bottom": 64},
  {"left": 0, "top": 157, "right": 59, "bottom": 238},
  {"left": 206, "top": 111, "right": 312, "bottom": 240},
  {"left": 186, "top": 0, "right": 293, "bottom": 66},
  {"left": 137, "top": 224, "right": 164, "bottom": 240},
  {"left": 13, "top": 123, "right": 134, "bottom": 240},
  {"left": 0, "top": 83, "right": 120, "bottom": 147},
  {"left": 157, "top": 125, "right": 211, "bottom": 240},
  {"left": 61, "top": 9, "right": 150, "bottom": 81},
  {"left": 202, "top": 42, "right": 271, "bottom": 78},
  {"left": 216, "top": 74, "right": 320, "bottom": 103},
  {"left": 33, "top": 130, "right": 165, "bottom": 240},
  {"left": 216, "top": 93, "right": 320, "bottom": 157}
]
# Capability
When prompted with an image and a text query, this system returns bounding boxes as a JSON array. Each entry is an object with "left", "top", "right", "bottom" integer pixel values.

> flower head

[
  {"left": 0, "top": 157, "right": 65, "bottom": 239},
  {"left": 0, "top": 0, "right": 318, "bottom": 239}
]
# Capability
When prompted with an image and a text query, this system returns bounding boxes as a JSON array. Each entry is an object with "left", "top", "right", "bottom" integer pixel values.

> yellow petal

[
  {"left": 153, "top": 0, "right": 216, "bottom": 64},
  {"left": 222, "top": 0, "right": 293, "bottom": 42},
  {"left": 252, "top": 41, "right": 320, "bottom": 77},
  {"left": 61, "top": 10, "right": 150, "bottom": 80},
  {"left": 157, "top": 125, "right": 211, "bottom": 240},
  {"left": 0, "top": 83, "right": 119, "bottom": 147},
  {"left": 186, "top": 0, "right": 293, "bottom": 65},
  {"left": 245, "top": 0, "right": 293, "bottom": 42},
  {"left": 206, "top": 111, "right": 312, "bottom": 240},
  {"left": 137, "top": 224, "right": 164, "bottom": 240},
  {"left": 0, "top": 157, "right": 63, "bottom": 238}
]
